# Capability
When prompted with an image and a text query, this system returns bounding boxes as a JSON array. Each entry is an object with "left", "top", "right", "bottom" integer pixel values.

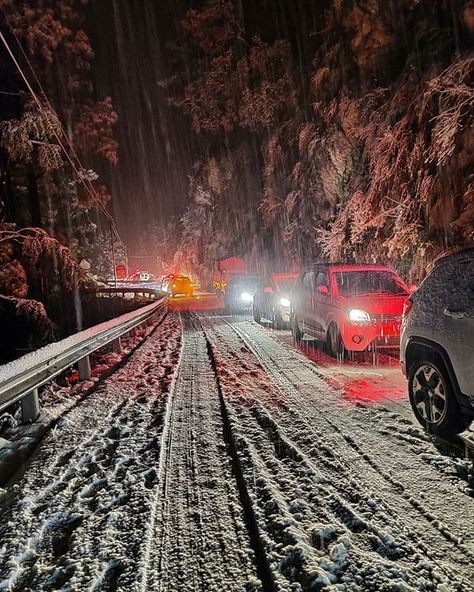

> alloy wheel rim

[{"left": 412, "top": 364, "right": 447, "bottom": 424}]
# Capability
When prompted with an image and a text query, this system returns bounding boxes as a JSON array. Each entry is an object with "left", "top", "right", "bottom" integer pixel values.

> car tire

[
  {"left": 291, "top": 314, "right": 303, "bottom": 342},
  {"left": 327, "top": 323, "right": 345, "bottom": 358},
  {"left": 408, "top": 357, "right": 472, "bottom": 437}
]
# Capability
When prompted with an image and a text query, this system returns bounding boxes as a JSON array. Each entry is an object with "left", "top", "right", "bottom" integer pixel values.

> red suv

[{"left": 291, "top": 264, "right": 411, "bottom": 356}]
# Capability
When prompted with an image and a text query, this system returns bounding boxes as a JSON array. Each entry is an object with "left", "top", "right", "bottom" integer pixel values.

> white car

[{"left": 400, "top": 248, "right": 474, "bottom": 436}]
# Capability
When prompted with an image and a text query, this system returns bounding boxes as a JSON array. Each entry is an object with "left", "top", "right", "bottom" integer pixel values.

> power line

[
  {"left": 5, "top": 27, "right": 125, "bottom": 244},
  {"left": 0, "top": 29, "right": 126, "bottom": 247}
]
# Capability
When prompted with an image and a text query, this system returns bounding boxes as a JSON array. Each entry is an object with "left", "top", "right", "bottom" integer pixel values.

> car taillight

[{"left": 402, "top": 298, "right": 413, "bottom": 319}]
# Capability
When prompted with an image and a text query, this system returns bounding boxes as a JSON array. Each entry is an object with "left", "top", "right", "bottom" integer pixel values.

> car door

[
  {"left": 302, "top": 271, "right": 316, "bottom": 332},
  {"left": 313, "top": 269, "right": 331, "bottom": 336},
  {"left": 291, "top": 273, "right": 306, "bottom": 325},
  {"left": 436, "top": 253, "right": 474, "bottom": 396},
  {"left": 259, "top": 277, "right": 274, "bottom": 319},
  {"left": 254, "top": 278, "right": 264, "bottom": 313}
]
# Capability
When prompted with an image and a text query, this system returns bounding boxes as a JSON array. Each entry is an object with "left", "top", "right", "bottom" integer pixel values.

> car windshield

[
  {"left": 275, "top": 278, "right": 296, "bottom": 294},
  {"left": 175, "top": 277, "right": 190, "bottom": 285},
  {"left": 228, "top": 275, "right": 258, "bottom": 290},
  {"left": 334, "top": 271, "right": 408, "bottom": 297}
]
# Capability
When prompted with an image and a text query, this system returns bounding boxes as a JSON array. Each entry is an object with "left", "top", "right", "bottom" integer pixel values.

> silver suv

[{"left": 400, "top": 248, "right": 474, "bottom": 436}]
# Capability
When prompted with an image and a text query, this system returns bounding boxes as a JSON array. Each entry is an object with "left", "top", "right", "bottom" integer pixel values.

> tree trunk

[{"left": 27, "top": 168, "right": 42, "bottom": 227}]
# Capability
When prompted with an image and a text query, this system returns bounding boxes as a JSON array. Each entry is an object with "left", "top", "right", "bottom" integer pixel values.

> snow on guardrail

[{"left": 0, "top": 293, "right": 167, "bottom": 421}]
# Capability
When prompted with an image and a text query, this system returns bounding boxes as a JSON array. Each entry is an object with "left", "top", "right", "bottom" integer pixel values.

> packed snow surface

[{"left": 0, "top": 304, "right": 473, "bottom": 591}]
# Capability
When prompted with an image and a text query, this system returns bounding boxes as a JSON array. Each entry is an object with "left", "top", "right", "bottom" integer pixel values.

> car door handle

[{"left": 443, "top": 307, "right": 468, "bottom": 319}]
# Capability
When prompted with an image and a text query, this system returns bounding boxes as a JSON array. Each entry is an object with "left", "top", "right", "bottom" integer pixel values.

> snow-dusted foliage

[
  {"left": 169, "top": 0, "right": 474, "bottom": 280},
  {"left": 0, "top": 0, "right": 119, "bottom": 352}
]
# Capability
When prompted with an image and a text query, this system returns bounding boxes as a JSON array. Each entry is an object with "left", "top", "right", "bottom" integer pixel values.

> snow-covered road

[{"left": 1, "top": 302, "right": 473, "bottom": 591}]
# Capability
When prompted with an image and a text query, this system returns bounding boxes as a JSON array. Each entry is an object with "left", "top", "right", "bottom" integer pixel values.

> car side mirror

[
  {"left": 317, "top": 285, "right": 329, "bottom": 295},
  {"left": 264, "top": 287, "right": 273, "bottom": 294},
  {"left": 408, "top": 284, "right": 417, "bottom": 294}
]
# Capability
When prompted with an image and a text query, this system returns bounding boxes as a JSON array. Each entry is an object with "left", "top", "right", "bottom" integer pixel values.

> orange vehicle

[{"left": 163, "top": 275, "right": 193, "bottom": 296}]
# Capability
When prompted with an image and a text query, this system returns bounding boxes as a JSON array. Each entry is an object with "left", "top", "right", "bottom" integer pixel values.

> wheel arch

[
  {"left": 325, "top": 318, "right": 339, "bottom": 339},
  {"left": 406, "top": 337, "right": 465, "bottom": 407}
]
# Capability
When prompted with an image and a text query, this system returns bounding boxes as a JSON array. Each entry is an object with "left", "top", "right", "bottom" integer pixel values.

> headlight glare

[
  {"left": 349, "top": 309, "right": 371, "bottom": 323},
  {"left": 241, "top": 292, "right": 253, "bottom": 303},
  {"left": 280, "top": 297, "right": 291, "bottom": 307}
]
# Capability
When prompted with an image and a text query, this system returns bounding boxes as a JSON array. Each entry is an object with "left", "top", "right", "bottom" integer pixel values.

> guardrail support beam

[
  {"left": 78, "top": 355, "right": 92, "bottom": 381},
  {"left": 0, "top": 297, "right": 166, "bottom": 419},
  {"left": 21, "top": 388, "right": 39, "bottom": 422},
  {"left": 112, "top": 337, "right": 121, "bottom": 353}
]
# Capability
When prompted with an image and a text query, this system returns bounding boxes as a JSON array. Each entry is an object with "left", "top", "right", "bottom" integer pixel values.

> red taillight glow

[{"left": 402, "top": 298, "right": 413, "bottom": 318}]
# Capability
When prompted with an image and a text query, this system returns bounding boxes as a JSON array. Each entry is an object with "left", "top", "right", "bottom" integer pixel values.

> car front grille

[
  {"left": 370, "top": 313, "right": 402, "bottom": 324},
  {"left": 374, "top": 335, "right": 400, "bottom": 347}
]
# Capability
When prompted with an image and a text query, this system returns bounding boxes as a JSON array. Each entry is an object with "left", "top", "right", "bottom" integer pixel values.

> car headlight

[
  {"left": 280, "top": 297, "right": 291, "bottom": 307},
  {"left": 241, "top": 292, "right": 253, "bottom": 303},
  {"left": 348, "top": 309, "right": 371, "bottom": 323}
]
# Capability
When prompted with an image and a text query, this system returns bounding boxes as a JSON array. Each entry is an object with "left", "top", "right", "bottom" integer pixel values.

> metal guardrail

[
  {"left": 97, "top": 286, "right": 164, "bottom": 300},
  {"left": 0, "top": 294, "right": 167, "bottom": 422}
]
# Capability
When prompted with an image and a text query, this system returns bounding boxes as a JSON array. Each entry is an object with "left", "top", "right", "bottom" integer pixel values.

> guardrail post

[
  {"left": 78, "top": 355, "right": 92, "bottom": 380},
  {"left": 21, "top": 388, "right": 40, "bottom": 422},
  {"left": 112, "top": 337, "right": 122, "bottom": 353}
]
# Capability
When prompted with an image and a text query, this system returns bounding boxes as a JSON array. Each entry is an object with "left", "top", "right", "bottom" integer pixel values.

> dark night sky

[
  {"left": 89, "top": 0, "right": 199, "bottom": 252},
  {"left": 88, "top": 0, "right": 320, "bottom": 254}
]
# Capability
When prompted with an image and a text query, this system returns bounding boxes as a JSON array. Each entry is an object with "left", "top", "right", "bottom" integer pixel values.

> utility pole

[{"left": 110, "top": 220, "right": 117, "bottom": 287}]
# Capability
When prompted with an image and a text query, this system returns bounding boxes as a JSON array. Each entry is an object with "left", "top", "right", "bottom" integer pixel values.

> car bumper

[
  {"left": 400, "top": 359, "right": 407, "bottom": 377},
  {"left": 340, "top": 322, "right": 401, "bottom": 352}
]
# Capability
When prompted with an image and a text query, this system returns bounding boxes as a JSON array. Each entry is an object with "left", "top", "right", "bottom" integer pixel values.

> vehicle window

[
  {"left": 334, "top": 271, "right": 408, "bottom": 296},
  {"left": 229, "top": 275, "right": 258, "bottom": 290},
  {"left": 275, "top": 278, "right": 296, "bottom": 293},
  {"left": 315, "top": 272, "right": 328, "bottom": 288},
  {"left": 302, "top": 272, "right": 314, "bottom": 290}
]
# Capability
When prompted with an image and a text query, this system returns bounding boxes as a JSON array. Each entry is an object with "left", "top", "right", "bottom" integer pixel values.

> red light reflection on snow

[
  {"left": 293, "top": 338, "right": 407, "bottom": 406},
  {"left": 169, "top": 293, "right": 223, "bottom": 311}
]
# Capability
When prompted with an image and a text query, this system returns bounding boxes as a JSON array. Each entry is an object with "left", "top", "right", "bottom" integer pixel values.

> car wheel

[
  {"left": 327, "top": 323, "right": 345, "bottom": 358},
  {"left": 408, "top": 358, "right": 472, "bottom": 436},
  {"left": 291, "top": 314, "right": 303, "bottom": 342}
]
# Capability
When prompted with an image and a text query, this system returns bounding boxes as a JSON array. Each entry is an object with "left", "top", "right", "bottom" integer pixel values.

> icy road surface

[{"left": 0, "top": 296, "right": 473, "bottom": 592}]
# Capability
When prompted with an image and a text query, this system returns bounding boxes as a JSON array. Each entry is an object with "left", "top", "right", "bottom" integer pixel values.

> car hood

[{"left": 341, "top": 293, "right": 408, "bottom": 315}]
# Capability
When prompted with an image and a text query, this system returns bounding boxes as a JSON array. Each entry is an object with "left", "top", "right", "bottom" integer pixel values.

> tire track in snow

[
  {"left": 0, "top": 314, "right": 182, "bottom": 592},
  {"left": 201, "top": 314, "right": 474, "bottom": 591},
  {"left": 139, "top": 313, "right": 262, "bottom": 592},
  {"left": 229, "top": 319, "right": 474, "bottom": 552}
]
